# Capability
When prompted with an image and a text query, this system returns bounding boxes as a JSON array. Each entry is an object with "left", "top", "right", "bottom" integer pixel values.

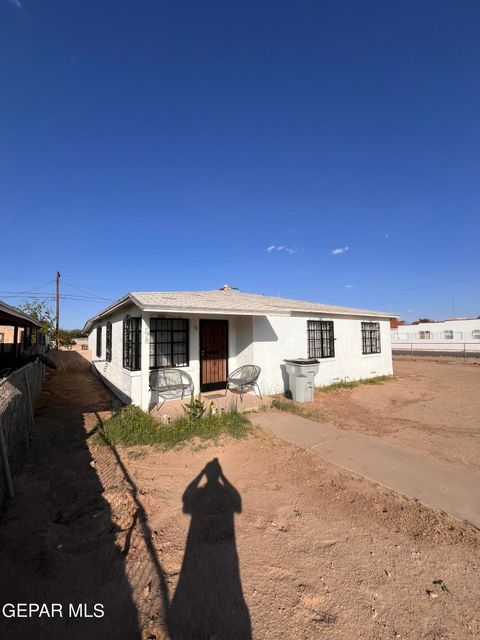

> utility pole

[{"left": 56, "top": 271, "right": 61, "bottom": 350}]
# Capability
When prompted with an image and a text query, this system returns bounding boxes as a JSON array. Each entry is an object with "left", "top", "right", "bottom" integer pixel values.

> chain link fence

[{"left": 0, "top": 360, "right": 44, "bottom": 503}]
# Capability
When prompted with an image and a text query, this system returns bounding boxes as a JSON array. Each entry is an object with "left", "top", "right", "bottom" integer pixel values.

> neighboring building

[
  {"left": 391, "top": 317, "right": 480, "bottom": 352},
  {"left": 0, "top": 300, "right": 47, "bottom": 371},
  {"left": 82, "top": 287, "right": 397, "bottom": 410},
  {"left": 71, "top": 337, "right": 89, "bottom": 351}
]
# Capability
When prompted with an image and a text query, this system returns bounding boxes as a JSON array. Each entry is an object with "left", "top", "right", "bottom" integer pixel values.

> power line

[
  {"left": 0, "top": 291, "right": 113, "bottom": 302},
  {"left": 23, "top": 279, "right": 55, "bottom": 293},
  {"left": 0, "top": 275, "right": 114, "bottom": 303},
  {"left": 0, "top": 293, "right": 113, "bottom": 302},
  {"left": 62, "top": 279, "right": 111, "bottom": 299}
]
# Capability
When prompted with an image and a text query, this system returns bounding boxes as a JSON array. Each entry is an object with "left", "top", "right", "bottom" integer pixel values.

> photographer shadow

[{"left": 168, "top": 458, "right": 252, "bottom": 640}]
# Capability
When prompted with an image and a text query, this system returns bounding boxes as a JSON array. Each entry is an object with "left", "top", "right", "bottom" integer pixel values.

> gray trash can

[{"left": 284, "top": 358, "right": 320, "bottom": 402}]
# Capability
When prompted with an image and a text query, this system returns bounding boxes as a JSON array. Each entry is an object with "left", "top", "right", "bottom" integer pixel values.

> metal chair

[
  {"left": 225, "top": 365, "right": 262, "bottom": 400},
  {"left": 149, "top": 369, "right": 194, "bottom": 409}
]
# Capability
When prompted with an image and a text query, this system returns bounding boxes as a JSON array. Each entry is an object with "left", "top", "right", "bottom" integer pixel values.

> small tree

[
  {"left": 19, "top": 300, "right": 55, "bottom": 336},
  {"left": 57, "top": 329, "right": 76, "bottom": 348}
]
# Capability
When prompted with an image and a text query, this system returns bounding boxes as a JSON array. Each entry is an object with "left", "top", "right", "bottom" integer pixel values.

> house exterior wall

[
  {"left": 88, "top": 308, "right": 394, "bottom": 409},
  {"left": 90, "top": 310, "right": 253, "bottom": 410},
  {"left": 392, "top": 318, "right": 480, "bottom": 352},
  {"left": 88, "top": 303, "right": 143, "bottom": 405},
  {"left": 234, "top": 316, "right": 254, "bottom": 368},
  {"left": 141, "top": 312, "right": 247, "bottom": 409},
  {"left": 252, "top": 314, "right": 393, "bottom": 395}
]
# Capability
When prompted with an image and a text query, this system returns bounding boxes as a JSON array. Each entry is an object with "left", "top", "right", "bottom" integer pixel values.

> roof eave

[
  {"left": 81, "top": 294, "right": 138, "bottom": 334},
  {"left": 0, "top": 301, "right": 42, "bottom": 327},
  {"left": 143, "top": 305, "right": 398, "bottom": 319}
]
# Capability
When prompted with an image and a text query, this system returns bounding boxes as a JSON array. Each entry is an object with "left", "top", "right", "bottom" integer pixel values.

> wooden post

[
  {"left": 410, "top": 343, "right": 414, "bottom": 359},
  {"left": 13, "top": 323, "right": 18, "bottom": 363},
  {"left": 56, "top": 271, "right": 61, "bottom": 350},
  {"left": 464, "top": 343, "right": 467, "bottom": 364}
]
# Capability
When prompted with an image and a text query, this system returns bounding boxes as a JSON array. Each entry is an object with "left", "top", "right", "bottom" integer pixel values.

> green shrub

[
  {"left": 182, "top": 394, "right": 206, "bottom": 420},
  {"left": 95, "top": 404, "right": 252, "bottom": 450}
]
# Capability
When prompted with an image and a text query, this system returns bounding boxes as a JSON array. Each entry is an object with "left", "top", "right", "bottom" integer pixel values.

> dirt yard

[
  {"left": 0, "top": 354, "right": 479, "bottom": 639},
  {"left": 309, "top": 358, "right": 480, "bottom": 471}
]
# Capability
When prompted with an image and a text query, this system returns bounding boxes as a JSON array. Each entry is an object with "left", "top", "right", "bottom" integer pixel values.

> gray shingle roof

[
  {"left": 131, "top": 290, "right": 396, "bottom": 318},
  {"left": 83, "top": 290, "right": 397, "bottom": 332}
]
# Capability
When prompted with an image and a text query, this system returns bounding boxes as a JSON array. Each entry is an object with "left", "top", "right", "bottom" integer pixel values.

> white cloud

[
  {"left": 266, "top": 244, "right": 298, "bottom": 255},
  {"left": 345, "top": 284, "right": 354, "bottom": 288},
  {"left": 9, "top": 0, "right": 22, "bottom": 7},
  {"left": 330, "top": 246, "right": 349, "bottom": 255}
]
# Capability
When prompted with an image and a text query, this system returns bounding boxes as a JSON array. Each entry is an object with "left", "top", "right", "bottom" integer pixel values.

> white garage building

[{"left": 82, "top": 287, "right": 397, "bottom": 410}]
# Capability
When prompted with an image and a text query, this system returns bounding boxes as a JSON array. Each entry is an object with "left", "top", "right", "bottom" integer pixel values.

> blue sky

[{"left": 1, "top": 1, "right": 479, "bottom": 328}]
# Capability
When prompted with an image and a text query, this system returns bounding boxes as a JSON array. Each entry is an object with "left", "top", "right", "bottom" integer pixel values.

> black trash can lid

[{"left": 284, "top": 358, "right": 320, "bottom": 365}]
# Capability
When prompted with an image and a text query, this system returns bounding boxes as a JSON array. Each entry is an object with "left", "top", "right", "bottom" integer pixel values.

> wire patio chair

[
  {"left": 225, "top": 365, "right": 262, "bottom": 400},
  {"left": 149, "top": 369, "right": 194, "bottom": 409}
]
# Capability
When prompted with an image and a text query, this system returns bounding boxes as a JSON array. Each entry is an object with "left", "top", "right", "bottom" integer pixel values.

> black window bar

[
  {"left": 123, "top": 315, "right": 141, "bottom": 371},
  {"left": 96, "top": 326, "right": 102, "bottom": 358},
  {"left": 307, "top": 320, "right": 335, "bottom": 359},
  {"left": 149, "top": 318, "right": 189, "bottom": 369},
  {"left": 106, "top": 321, "right": 112, "bottom": 362},
  {"left": 361, "top": 322, "right": 381, "bottom": 354}
]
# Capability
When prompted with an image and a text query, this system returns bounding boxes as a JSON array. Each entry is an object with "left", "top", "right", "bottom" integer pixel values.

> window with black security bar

[
  {"left": 150, "top": 318, "right": 189, "bottom": 368},
  {"left": 361, "top": 322, "right": 381, "bottom": 354},
  {"left": 123, "top": 316, "right": 141, "bottom": 370},
  {"left": 96, "top": 326, "right": 102, "bottom": 358},
  {"left": 106, "top": 322, "right": 112, "bottom": 362},
  {"left": 307, "top": 320, "right": 335, "bottom": 358}
]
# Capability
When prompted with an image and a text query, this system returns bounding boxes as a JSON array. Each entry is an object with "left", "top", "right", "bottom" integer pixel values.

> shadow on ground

[
  {"left": 0, "top": 351, "right": 251, "bottom": 640},
  {"left": 168, "top": 458, "right": 251, "bottom": 640},
  {"left": 0, "top": 351, "right": 141, "bottom": 639}
]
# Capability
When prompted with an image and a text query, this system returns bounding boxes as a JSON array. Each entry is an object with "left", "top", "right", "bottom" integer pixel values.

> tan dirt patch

[
  {"left": 306, "top": 358, "right": 480, "bottom": 470},
  {"left": 0, "top": 353, "right": 479, "bottom": 639}
]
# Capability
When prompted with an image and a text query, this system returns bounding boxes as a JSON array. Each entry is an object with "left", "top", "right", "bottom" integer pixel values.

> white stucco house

[{"left": 82, "top": 287, "right": 398, "bottom": 411}]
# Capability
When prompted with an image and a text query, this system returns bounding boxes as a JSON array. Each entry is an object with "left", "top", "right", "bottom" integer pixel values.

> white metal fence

[
  {"left": 393, "top": 331, "right": 480, "bottom": 342},
  {"left": 0, "top": 360, "right": 44, "bottom": 502},
  {"left": 392, "top": 343, "right": 480, "bottom": 362}
]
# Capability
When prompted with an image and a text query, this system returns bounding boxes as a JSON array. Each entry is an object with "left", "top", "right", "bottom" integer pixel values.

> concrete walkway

[{"left": 252, "top": 411, "right": 480, "bottom": 529}]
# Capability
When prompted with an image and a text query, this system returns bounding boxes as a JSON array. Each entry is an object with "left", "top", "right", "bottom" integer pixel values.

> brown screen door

[{"left": 200, "top": 320, "right": 228, "bottom": 391}]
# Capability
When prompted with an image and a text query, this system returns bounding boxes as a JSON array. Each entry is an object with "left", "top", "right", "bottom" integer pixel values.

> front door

[{"left": 199, "top": 320, "right": 228, "bottom": 391}]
